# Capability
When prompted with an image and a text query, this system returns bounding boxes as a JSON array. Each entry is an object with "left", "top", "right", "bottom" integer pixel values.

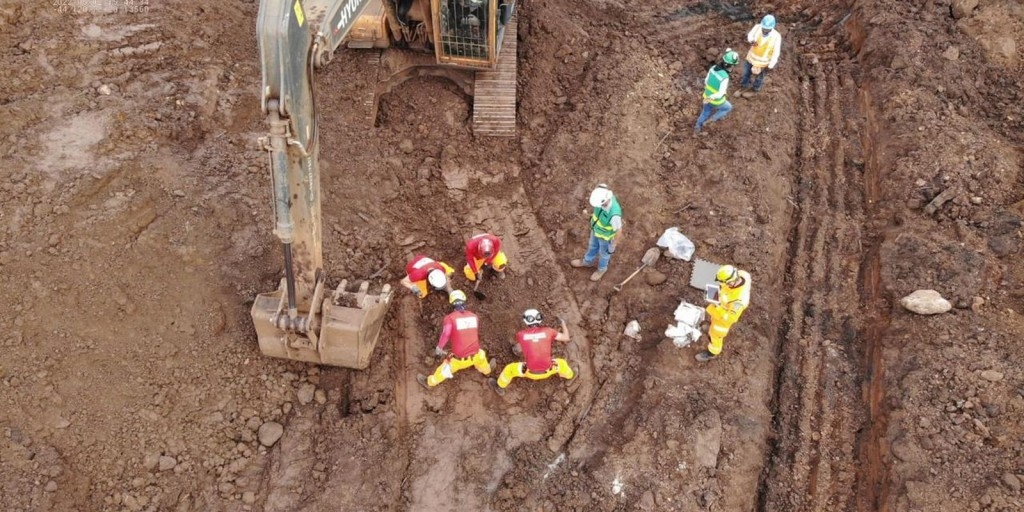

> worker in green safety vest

[
  {"left": 694, "top": 49, "right": 740, "bottom": 136},
  {"left": 570, "top": 184, "right": 623, "bottom": 282}
]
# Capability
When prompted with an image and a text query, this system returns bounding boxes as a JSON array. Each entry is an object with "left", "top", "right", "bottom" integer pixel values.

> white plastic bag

[
  {"left": 656, "top": 227, "right": 696, "bottom": 261},
  {"left": 665, "top": 323, "right": 702, "bottom": 348},
  {"left": 667, "top": 301, "right": 705, "bottom": 348},
  {"left": 674, "top": 301, "right": 705, "bottom": 326}
]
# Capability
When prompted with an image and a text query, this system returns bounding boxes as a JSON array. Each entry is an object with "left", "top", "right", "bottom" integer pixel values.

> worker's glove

[
  {"left": 434, "top": 347, "right": 446, "bottom": 357},
  {"left": 410, "top": 287, "right": 423, "bottom": 297},
  {"left": 607, "top": 242, "right": 616, "bottom": 254}
]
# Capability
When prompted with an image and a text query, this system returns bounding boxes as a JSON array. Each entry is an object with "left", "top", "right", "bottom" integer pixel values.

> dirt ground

[{"left": 2, "top": 0, "right": 1023, "bottom": 510}]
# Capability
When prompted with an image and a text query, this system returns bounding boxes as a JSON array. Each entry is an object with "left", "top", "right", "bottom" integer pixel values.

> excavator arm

[{"left": 252, "top": 0, "right": 393, "bottom": 369}]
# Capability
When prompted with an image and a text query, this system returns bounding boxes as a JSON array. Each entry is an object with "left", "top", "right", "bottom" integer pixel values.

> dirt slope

[{"left": 1, "top": 0, "right": 1022, "bottom": 511}]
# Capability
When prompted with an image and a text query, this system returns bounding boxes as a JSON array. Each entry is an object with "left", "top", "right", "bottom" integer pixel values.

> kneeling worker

[
  {"left": 492, "top": 309, "right": 575, "bottom": 395},
  {"left": 417, "top": 290, "right": 496, "bottom": 388}
]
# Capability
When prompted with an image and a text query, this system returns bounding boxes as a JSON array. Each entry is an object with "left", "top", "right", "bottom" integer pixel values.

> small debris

[{"left": 923, "top": 188, "right": 956, "bottom": 215}]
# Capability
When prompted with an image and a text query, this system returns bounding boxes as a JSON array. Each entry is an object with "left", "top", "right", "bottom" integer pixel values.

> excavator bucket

[{"left": 251, "top": 280, "right": 394, "bottom": 369}]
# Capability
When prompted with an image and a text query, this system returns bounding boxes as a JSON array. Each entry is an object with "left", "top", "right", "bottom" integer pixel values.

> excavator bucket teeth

[
  {"left": 472, "top": 17, "right": 518, "bottom": 137},
  {"left": 320, "top": 282, "right": 393, "bottom": 369},
  {"left": 251, "top": 282, "right": 394, "bottom": 369}
]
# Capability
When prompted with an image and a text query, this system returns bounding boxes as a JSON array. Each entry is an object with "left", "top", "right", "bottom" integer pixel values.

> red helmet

[{"left": 479, "top": 238, "right": 494, "bottom": 257}]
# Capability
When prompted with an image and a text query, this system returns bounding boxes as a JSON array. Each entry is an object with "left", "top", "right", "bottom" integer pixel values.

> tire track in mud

[{"left": 757, "top": 54, "right": 866, "bottom": 511}]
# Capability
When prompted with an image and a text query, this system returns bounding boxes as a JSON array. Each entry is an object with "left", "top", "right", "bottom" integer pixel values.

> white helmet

[
  {"left": 427, "top": 269, "right": 447, "bottom": 289},
  {"left": 589, "top": 184, "right": 613, "bottom": 208},
  {"left": 522, "top": 308, "right": 543, "bottom": 326}
]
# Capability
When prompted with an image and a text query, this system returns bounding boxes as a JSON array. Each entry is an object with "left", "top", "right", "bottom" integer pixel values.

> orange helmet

[{"left": 479, "top": 238, "right": 494, "bottom": 257}]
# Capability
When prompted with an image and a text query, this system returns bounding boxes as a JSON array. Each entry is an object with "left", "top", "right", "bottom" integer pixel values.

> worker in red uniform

[
  {"left": 463, "top": 233, "right": 508, "bottom": 281},
  {"left": 417, "top": 290, "right": 496, "bottom": 388},
  {"left": 399, "top": 254, "right": 454, "bottom": 298},
  {"left": 491, "top": 309, "right": 575, "bottom": 395}
]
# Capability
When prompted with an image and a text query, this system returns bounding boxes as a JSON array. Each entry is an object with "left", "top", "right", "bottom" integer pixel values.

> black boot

[
  {"left": 489, "top": 378, "right": 506, "bottom": 396},
  {"left": 695, "top": 350, "right": 718, "bottom": 362}
]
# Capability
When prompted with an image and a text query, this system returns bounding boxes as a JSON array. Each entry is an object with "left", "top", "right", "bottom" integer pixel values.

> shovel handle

[{"left": 613, "top": 264, "right": 647, "bottom": 292}]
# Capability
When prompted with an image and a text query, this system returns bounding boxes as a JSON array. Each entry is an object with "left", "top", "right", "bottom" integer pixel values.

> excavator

[{"left": 250, "top": 0, "right": 518, "bottom": 369}]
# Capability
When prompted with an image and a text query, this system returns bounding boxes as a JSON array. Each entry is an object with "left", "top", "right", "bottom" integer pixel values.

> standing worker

[
  {"left": 400, "top": 254, "right": 455, "bottom": 298},
  {"left": 464, "top": 233, "right": 508, "bottom": 281},
  {"left": 697, "top": 264, "right": 752, "bottom": 362},
  {"left": 694, "top": 49, "right": 740, "bottom": 136},
  {"left": 417, "top": 290, "right": 496, "bottom": 389},
  {"left": 570, "top": 184, "right": 623, "bottom": 282},
  {"left": 492, "top": 309, "right": 575, "bottom": 395},
  {"left": 739, "top": 14, "right": 782, "bottom": 95}
]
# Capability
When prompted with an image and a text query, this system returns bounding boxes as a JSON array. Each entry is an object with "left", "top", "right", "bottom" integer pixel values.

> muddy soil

[{"left": 1, "top": 0, "right": 1022, "bottom": 511}]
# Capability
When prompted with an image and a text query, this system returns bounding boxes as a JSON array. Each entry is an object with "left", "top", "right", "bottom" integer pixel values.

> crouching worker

[
  {"left": 400, "top": 254, "right": 454, "bottom": 299},
  {"left": 417, "top": 290, "right": 496, "bottom": 389},
  {"left": 463, "top": 233, "right": 508, "bottom": 281},
  {"left": 491, "top": 309, "right": 575, "bottom": 395}
]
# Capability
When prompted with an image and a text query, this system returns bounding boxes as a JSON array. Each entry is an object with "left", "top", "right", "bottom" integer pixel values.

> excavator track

[{"left": 472, "top": 17, "right": 517, "bottom": 137}]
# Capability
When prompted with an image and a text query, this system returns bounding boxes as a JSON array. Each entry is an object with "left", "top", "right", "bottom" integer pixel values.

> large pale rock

[
  {"left": 258, "top": 422, "right": 284, "bottom": 447},
  {"left": 693, "top": 410, "right": 722, "bottom": 468},
  {"left": 951, "top": 0, "right": 978, "bottom": 19},
  {"left": 296, "top": 383, "right": 315, "bottom": 405},
  {"left": 900, "top": 290, "right": 952, "bottom": 315}
]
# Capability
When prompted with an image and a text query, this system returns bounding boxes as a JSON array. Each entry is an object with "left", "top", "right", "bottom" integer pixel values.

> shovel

[
  {"left": 472, "top": 274, "right": 487, "bottom": 300},
  {"left": 613, "top": 247, "right": 661, "bottom": 293}
]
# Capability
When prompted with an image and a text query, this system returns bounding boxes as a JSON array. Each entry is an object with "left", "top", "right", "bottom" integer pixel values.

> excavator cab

[{"left": 434, "top": 0, "right": 515, "bottom": 67}]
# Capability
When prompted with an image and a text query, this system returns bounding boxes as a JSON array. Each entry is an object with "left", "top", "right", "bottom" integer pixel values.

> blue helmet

[{"left": 761, "top": 14, "right": 776, "bottom": 30}]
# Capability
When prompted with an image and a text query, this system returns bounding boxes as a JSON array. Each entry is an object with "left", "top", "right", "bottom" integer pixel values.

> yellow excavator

[{"left": 250, "top": 0, "right": 518, "bottom": 369}]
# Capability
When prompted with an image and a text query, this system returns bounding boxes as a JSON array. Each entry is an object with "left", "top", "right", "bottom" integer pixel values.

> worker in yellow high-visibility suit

[{"left": 697, "top": 264, "right": 752, "bottom": 362}]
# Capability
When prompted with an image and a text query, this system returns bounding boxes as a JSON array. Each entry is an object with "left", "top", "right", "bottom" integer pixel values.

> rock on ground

[
  {"left": 900, "top": 290, "right": 952, "bottom": 315},
  {"left": 258, "top": 422, "right": 284, "bottom": 447},
  {"left": 645, "top": 270, "right": 667, "bottom": 286}
]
